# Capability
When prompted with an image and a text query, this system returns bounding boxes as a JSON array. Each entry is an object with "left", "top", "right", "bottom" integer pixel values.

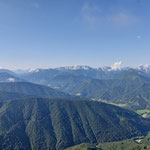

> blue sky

[{"left": 0, "top": 0, "right": 150, "bottom": 69}]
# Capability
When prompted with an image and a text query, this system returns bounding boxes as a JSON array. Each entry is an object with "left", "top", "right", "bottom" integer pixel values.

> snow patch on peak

[
  {"left": 58, "top": 65, "right": 92, "bottom": 70},
  {"left": 27, "top": 68, "right": 40, "bottom": 73},
  {"left": 137, "top": 64, "right": 150, "bottom": 72},
  {"left": 102, "top": 66, "right": 111, "bottom": 71}
]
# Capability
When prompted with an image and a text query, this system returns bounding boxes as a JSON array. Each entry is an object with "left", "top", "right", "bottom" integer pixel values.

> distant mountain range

[
  {"left": 0, "top": 64, "right": 150, "bottom": 149},
  {"left": 68, "top": 69, "right": 150, "bottom": 111},
  {"left": 0, "top": 65, "right": 150, "bottom": 111},
  {"left": 13, "top": 63, "right": 150, "bottom": 74},
  {"left": 18, "top": 64, "right": 150, "bottom": 86},
  {"left": 11, "top": 65, "right": 150, "bottom": 111}
]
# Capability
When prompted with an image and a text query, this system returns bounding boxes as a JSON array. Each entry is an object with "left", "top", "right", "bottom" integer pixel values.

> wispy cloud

[
  {"left": 81, "top": 2, "right": 102, "bottom": 26},
  {"left": 110, "top": 12, "right": 138, "bottom": 26},
  {"left": 81, "top": 2, "right": 139, "bottom": 27}
]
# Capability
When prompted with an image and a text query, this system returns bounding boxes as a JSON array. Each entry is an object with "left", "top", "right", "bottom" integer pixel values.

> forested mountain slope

[{"left": 0, "top": 98, "right": 149, "bottom": 150}]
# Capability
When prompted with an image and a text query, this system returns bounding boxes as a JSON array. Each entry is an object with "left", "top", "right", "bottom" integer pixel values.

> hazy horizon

[{"left": 0, "top": 61, "right": 149, "bottom": 71}]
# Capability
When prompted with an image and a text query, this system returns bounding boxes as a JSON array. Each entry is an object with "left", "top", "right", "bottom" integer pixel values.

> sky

[{"left": 0, "top": 0, "right": 150, "bottom": 69}]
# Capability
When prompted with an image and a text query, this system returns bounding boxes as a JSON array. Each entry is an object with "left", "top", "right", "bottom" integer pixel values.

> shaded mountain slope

[
  {"left": 0, "top": 82, "right": 73, "bottom": 99},
  {"left": 0, "top": 69, "right": 16, "bottom": 76},
  {"left": 68, "top": 70, "right": 150, "bottom": 110},
  {"left": 48, "top": 74, "right": 91, "bottom": 93},
  {"left": 0, "top": 91, "right": 32, "bottom": 102},
  {"left": 70, "top": 79, "right": 113, "bottom": 98},
  {"left": 0, "top": 72, "right": 24, "bottom": 82}
]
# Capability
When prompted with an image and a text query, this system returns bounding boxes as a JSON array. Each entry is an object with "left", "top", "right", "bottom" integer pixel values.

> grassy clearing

[
  {"left": 136, "top": 109, "right": 150, "bottom": 118},
  {"left": 136, "top": 109, "right": 150, "bottom": 114}
]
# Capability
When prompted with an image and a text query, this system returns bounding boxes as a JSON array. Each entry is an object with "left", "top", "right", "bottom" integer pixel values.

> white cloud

[{"left": 111, "top": 61, "right": 122, "bottom": 70}]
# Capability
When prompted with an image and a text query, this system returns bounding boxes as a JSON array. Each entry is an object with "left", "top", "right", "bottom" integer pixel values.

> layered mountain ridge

[{"left": 0, "top": 64, "right": 150, "bottom": 149}]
